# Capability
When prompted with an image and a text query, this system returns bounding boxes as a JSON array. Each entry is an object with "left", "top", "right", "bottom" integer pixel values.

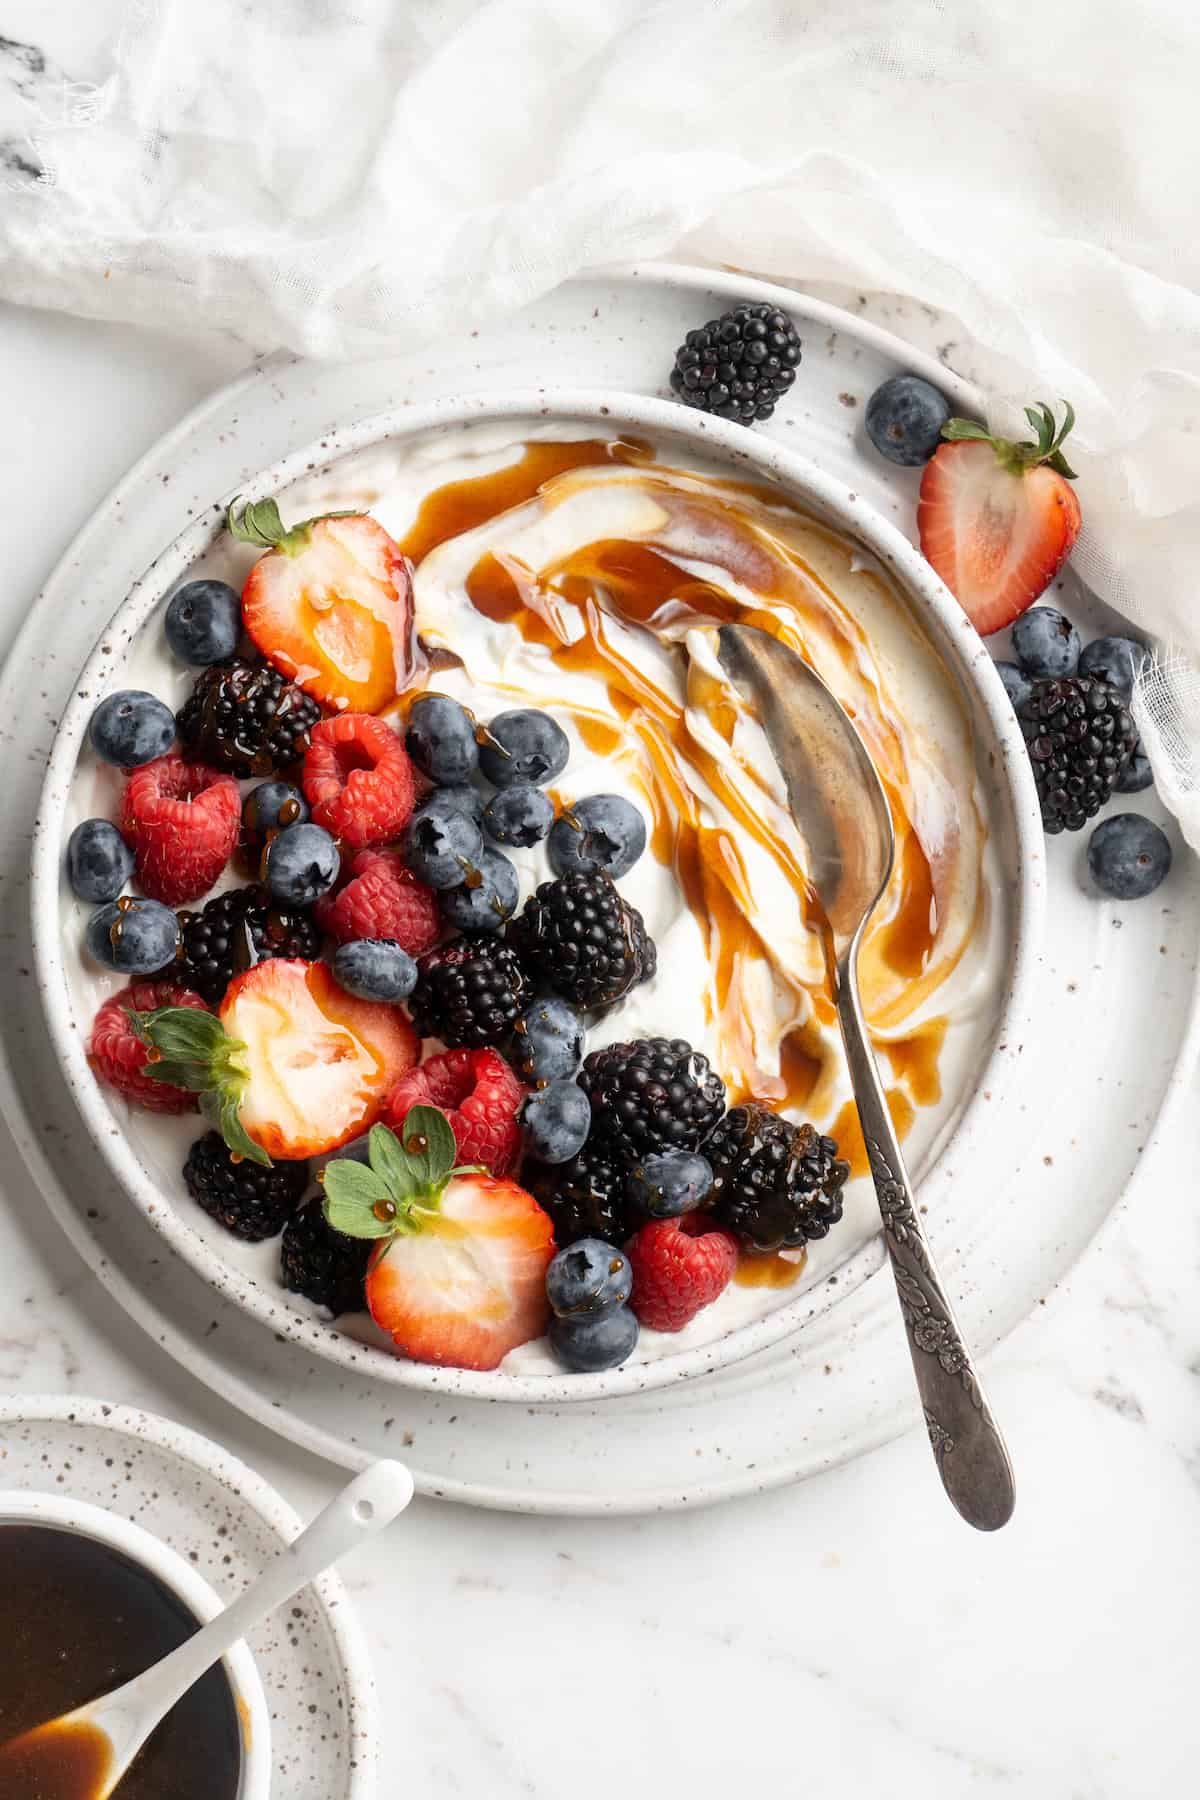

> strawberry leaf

[
  {"left": 321, "top": 1110, "right": 459, "bottom": 1244},
  {"left": 132, "top": 1005, "right": 268, "bottom": 1167},
  {"left": 322, "top": 1160, "right": 401, "bottom": 1239},
  {"left": 941, "top": 418, "right": 992, "bottom": 443},
  {"left": 391, "top": 1106, "right": 456, "bottom": 1190},
  {"left": 226, "top": 495, "right": 363, "bottom": 559},
  {"left": 202, "top": 1092, "right": 271, "bottom": 1169},
  {"left": 366, "top": 1122, "right": 419, "bottom": 1203}
]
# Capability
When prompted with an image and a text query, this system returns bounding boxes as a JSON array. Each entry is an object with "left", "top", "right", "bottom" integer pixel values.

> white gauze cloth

[{"left": 1, "top": 1, "right": 1198, "bottom": 837}]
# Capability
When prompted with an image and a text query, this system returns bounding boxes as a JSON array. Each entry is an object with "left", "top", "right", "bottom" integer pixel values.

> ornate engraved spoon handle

[{"left": 836, "top": 952, "right": 1016, "bottom": 1531}]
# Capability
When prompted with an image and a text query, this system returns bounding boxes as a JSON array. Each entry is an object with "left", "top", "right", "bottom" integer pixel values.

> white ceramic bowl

[
  {"left": 32, "top": 389, "right": 1045, "bottom": 1404},
  {"left": 0, "top": 1488, "right": 271, "bottom": 1798}
]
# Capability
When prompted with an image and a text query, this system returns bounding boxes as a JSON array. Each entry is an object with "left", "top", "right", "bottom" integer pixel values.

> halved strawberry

[
  {"left": 230, "top": 498, "right": 414, "bottom": 714},
  {"left": 133, "top": 959, "right": 418, "bottom": 1163},
  {"left": 322, "top": 1110, "right": 555, "bottom": 1371},
  {"left": 917, "top": 400, "right": 1082, "bottom": 636}
]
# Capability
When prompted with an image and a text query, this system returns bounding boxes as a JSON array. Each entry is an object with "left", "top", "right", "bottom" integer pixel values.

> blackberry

[
  {"left": 706, "top": 1104, "right": 849, "bottom": 1253},
  {"left": 507, "top": 870, "right": 656, "bottom": 1010},
  {"left": 669, "top": 303, "right": 801, "bottom": 424},
  {"left": 525, "top": 1142, "right": 632, "bottom": 1248},
  {"left": 176, "top": 657, "right": 321, "bottom": 777},
  {"left": 409, "top": 936, "right": 532, "bottom": 1048},
  {"left": 176, "top": 884, "right": 321, "bottom": 1005},
  {"left": 280, "top": 1198, "right": 370, "bottom": 1316},
  {"left": 580, "top": 1037, "right": 725, "bottom": 1164},
  {"left": 183, "top": 1131, "right": 309, "bottom": 1241},
  {"left": 1017, "top": 675, "right": 1136, "bottom": 834}
]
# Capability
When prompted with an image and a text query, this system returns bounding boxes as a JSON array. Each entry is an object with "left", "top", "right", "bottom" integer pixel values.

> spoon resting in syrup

[
  {"left": 0, "top": 1460, "right": 414, "bottom": 1799},
  {"left": 713, "top": 623, "right": 1015, "bottom": 1532}
]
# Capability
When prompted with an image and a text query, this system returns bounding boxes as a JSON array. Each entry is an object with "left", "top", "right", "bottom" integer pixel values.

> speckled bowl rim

[
  {"left": 0, "top": 1395, "right": 377, "bottom": 1797},
  {"left": 31, "top": 389, "right": 1046, "bottom": 1404}
]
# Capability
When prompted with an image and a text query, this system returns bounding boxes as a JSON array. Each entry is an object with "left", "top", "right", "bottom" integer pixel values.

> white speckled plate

[{"left": 0, "top": 1396, "right": 376, "bottom": 1794}]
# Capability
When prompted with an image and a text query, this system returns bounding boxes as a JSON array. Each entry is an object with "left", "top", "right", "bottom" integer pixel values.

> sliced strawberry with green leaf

[
  {"left": 133, "top": 958, "right": 418, "bottom": 1164},
  {"left": 323, "top": 1110, "right": 556, "bottom": 1371},
  {"left": 917, "top": 400, "right": 1082, "bottom": 636},
  {"left": 229, "top": 497, "right": 414, "bottom": 715}
]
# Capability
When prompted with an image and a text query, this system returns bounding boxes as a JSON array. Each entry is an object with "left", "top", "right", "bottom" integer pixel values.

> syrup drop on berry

[
  {"left": 404, "top": 1133, "right": 428, "bottom": 1156},
  {"left": 373, "top": 1198, "right": 398, "bottom": 1222}
]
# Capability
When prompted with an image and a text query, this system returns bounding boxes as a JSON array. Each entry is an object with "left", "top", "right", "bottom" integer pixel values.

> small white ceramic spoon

[{"left": 14, "top": 1459, "right": 414, "bottom": 1798}]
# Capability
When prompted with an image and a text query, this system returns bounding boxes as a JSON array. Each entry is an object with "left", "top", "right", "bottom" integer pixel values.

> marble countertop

[{"left": 2, "top": 289, "right": 1198, "bottom": 1796}]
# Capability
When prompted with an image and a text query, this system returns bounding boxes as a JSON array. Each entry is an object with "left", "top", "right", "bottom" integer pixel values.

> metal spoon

[
  {"left": 714, "top": 623, "right": 1015, "bottom": 1531},
  {"left": 1, "top": 1460, "right": 415, "bottom": 1796}
]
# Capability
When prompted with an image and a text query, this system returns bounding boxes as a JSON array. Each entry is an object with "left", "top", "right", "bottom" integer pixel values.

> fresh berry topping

[
  {"left": 669, "top": 303, "right": 801, "bottom": 424},
  {"left": 85, "top": 897, "right": 181, "bottom": 975},
  {"left": 315, "top": 847, "right": 441, "bottom": 953},
  {"left": 627, "top": 1150, "right": 713, "bottom": 1220},
  {"left": 430, "top": 782, "right": 486, "bottom": 825},
  {"left": 548, "top": 1304, "right": 639, "bottom": 1372},
  {"left": 385, "top": 1046, "right": 524, "bottom": 1176},
  {"left": 522, "top": 1080, "right": 591, "bottom": 1164},
  {"left": 994, "top": 661, "right": 1033, "bottom": 712},
  {"left": 580, "top": 1037, "right": 725, "bottom": 1163},
  {"left": 440, "top": 846, "right": 519, "bottom": 933},
  {"left": 1011, "top": 605, "right": 1081, "bottom": 680},
  {"left": 545, "top": 1239, "right": 632, "bottom": 1318},
  {"left": 87, "top": 979, "right": 207, "bottom": 1112},
  {"left": 1087, "top": 814, "right": 1171, "bottom": 899},
  {"left": 477, "top": 709, "right": 569, "bottom": 788},
  {"left": 66, "top": 818, "right": 135, "bottom": 904},
  {"left": 483, "top": 785, "right": 554, "bottom": 849},
  {"left": 626, "top": 1215, "right": 738, "bottom": 1332},
  {"left": 183, "top": 1131, "right": 309, "bottom": 1241},
  {"left": 281, "top": 1198, "right": 370, "bottom": 1316},
  {"left": 232, "top": 500, "right": 414, "bottom": 714},
  {"left": 403, "top": 795, "right": 484, "bottom": 889},
  {"left": 323, "top": 1112, "right": 554, "bottom": 1371},
  {"left": 546, "top": 794, "right": 647, "bottom": 879},
  {"left": 1078, "top": 634, "right": 1147, "bottom": 697},
  {"left": 523, "top": 1142, "right": 632, "bottom": 1248},
  {"left": 508, "top": 870, "right": 656, "bottom": 1009},
  {"left": 242, "top": 779, "right": 309, "bottom": 839},
  {"left": 1115, "top": 747, "right": 1153, "bottom": 794},
  {"left": 333, "top": 938, "right": 417, "bottom": 1003},
  {"left": 164, "top": 579, "right": 242, "bottom": 666},
  {"left": 120, "top": 754, "right": 241, "bottom": 905},
  {"left": 1017, "top": 675, "right": 1137, "bottom": 834},
  {"left": 302, "top": 712, "right": 415, "bottom": 850},
  {"left": 404, "top": 693, "right": 479, "bottom": 784},
  {"left": 508, "top": 997, "right": 585, "bottom": 1086},
  {"left": 264, "top": 821, "right": 340, "bottom": 906},
  {"left": 176, "top": 657, "right": 322, "bottom": 778},
  {"left": 864, "top": 374, "right": 952, "bottom": 466},
  {"left": 176, "top": 884, "right": 321, "bottom": 1005},
  {"left": 706, "top": 1103, "right": 849, "bottom": 1253},
  {"left": 89, "top": 690, "right": 176, "bottom": 769},
  {"left": 917, "top": 401, "right": 1081, "bottom": 636},
  {"left": 409, "top": 936, "right": 532, "bottom": 1049}
]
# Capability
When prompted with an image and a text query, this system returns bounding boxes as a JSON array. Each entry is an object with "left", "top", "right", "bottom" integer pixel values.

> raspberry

[
  {"left": 385, "top": 1047, "right": 524, "bottom": 1176},
  {"left": 315, "top": 848, "right": 441, "bottom": 953},
  {"left": 88, "top": 979, "right": 208, "bottom": 1113},
  {"left": 626, "top": 1215, "right": 739, "bottom": 1332},
  {"left": 303, "top": 713, "right": 416, "bottom": 850},
  {"left": 120, "top": 754, "right": 240, "bottom": 905}
]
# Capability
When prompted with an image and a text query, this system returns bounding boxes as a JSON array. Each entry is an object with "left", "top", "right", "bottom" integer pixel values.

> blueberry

[
  {"left": 547, "top": 794, "right": 647, "bottom": 879},
  {"left": 549, "top": 1304, "right": 639, "bottom": 1372},
  {"left": 243, "top": 780, "right": 309, "bottom": 837},
  {"left": 1115, "top": 746, "right": 1153, "bottom": 794},
  {"left": 404, "top": 797, "right": 484, "bottom": 889},
  {"left": 439, "top": 846, "right": 519, "bottom": 932},
  {"left": 546, "top": 1238, "right": 632, "bottom": 1317},
  {"left": 333, "top": 938, "right": 417, "bottom": 1002},
  {"left": 164, "top": 579, "right": 242, "bottom": 666},
  {"left": 404, "top": 693, "right": 479, "bottom": 785},
  {"left": 85, "top": 897, "right": 180, "bottom": 974},
  {"left": 995, "top": 660, "right": 1034, "bottom": 712},
  {"left": 478, "top": 709, "right": 569, "bottom": 788},
  {"left": 627, "top": 1150, "right": 713, "bottom": 1220},
  {"left": 484, "top": 785, "right": 554, "bottom": 848},
  {"left": 89, "top": 690, "right": 176, "bottom": 769},
  {"left": 522, "top": 1080, "right": 591, "bottom": 1163},
  {"left": 1078, "top": 634, "right": 1146, "bottom": 697},
  {"left": 66, "top": 819, "right": 135, "bottom": 904},
  {"left": 1011, "top": 606, "right": 1081, "bottom": 679},
  {"left": 864, "top": 374, "right": 952, "bottom": 466},
  {"left": 264, "top": 822, "right": 340, "bottom": 906},
  {"left": 1087, "top": 814, "right": 1171, "bottom": 900},
  {"left": 327, "top": 1135, "right": 371, "bottom": 1166},
  {"left": 509, "top": 997, "right": 585, "bottom": 1084},
  {"left": 434, "top": 782, "right": 486, "bottom": 825}
]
